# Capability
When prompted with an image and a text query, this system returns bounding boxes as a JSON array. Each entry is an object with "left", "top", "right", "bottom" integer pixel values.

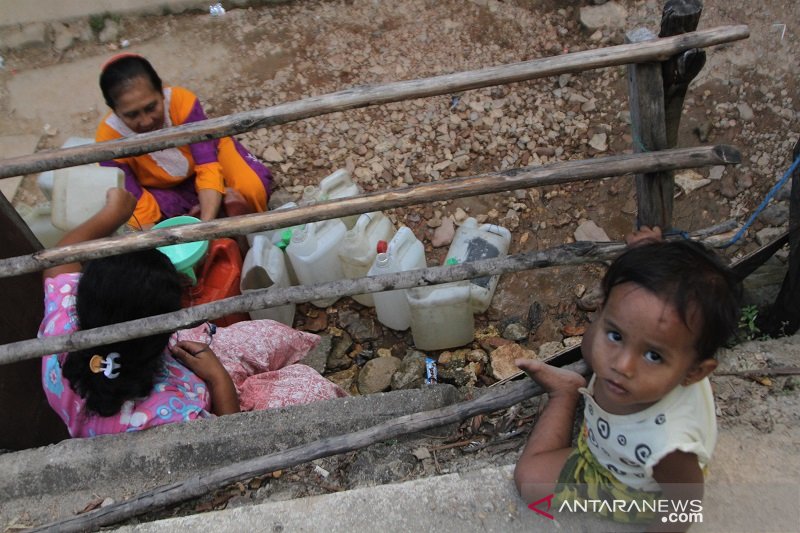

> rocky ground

[{"left": 1, "top": 0, "right": 799, "bottom": 527}]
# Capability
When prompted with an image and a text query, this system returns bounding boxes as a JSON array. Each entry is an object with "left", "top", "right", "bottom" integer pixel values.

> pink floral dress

[{"left": 40, "top": 273, "right": 347, "bottom": 438}]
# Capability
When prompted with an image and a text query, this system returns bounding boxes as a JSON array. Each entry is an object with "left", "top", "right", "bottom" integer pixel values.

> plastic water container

[
  {"left": 246, "top": 201, "right": 298, "bottom": 247},
  {"left": 445, "top": 218, "right": 512, "bottom": 313},
  {"left": 286, "top": 218, "right": 348, "bottom": 308},
  {"left": 338, "top": 212, "right": 396, "bottom": 307},
  {"left": 408, "top": 281, "right": 475, "bottom": 350},
  {"left": 317, "top": 169, "right": 362, "bottom": 229},
  {"left": 241, "top": 235, "right": 295, "bottom": 326},
  {"left": 153, "top": 216, "right": 209, "bottom": 285},
  {"left": 51, "top": 165, "right": 125, "bottom": 231},
  {"left": 368, "top": 226, "right": 426, "bottom": 330},
  {"left": 37, "top": 137, "right": 94, "bottom": 199}
]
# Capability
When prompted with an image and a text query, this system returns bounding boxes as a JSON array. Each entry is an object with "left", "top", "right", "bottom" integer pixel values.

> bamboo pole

[
  {"left": 0, "top": 217, "right": 738, "bottom": 365},
  {"left": 30, "top": 360, "right": 589, "bottom": 533},
  {"left": 0, "top": 145, "right": 741, "bottom": 279},
  {"left": 0, "top": 242, "right": 626, "bottom": 365},
  {"left": 0, "top": 25, "right": 748, "bottom": 180}
]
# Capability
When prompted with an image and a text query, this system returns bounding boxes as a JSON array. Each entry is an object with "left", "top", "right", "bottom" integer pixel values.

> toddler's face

[{"left": 581, "top": 282, "right": 716, "bottom": 415}]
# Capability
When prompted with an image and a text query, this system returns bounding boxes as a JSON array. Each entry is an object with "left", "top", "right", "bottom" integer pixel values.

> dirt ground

[{"left": 1, "top": 0, "right": 799, "bottom": 527}]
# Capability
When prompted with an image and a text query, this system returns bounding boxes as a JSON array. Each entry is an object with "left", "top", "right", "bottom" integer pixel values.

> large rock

[
  {"left": 391, "top": 351, "right": 427, "bottom": 390},
  {"left": 579, "top": 1, "right": 628, "bottom": 30},
  {"left": 0, "top": 22, "right": 47, "bottom": 49},
  {"left": 358, "top": 356, "right": 402, "bottom": 394},
  {"left": 489, "top": 343, "right": 536, "bottom": 380},
  {"left": 574, "top": 219, "right": 610, "bottom": 242}
]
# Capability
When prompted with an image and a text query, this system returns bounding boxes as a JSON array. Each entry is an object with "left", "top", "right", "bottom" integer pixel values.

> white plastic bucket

[
  {"left": 241, "top": 235, "right": 296, "bottom": 326},
  {"left": 407, "top": 281, "right": 474, "bottom": 351},
  {"left": 245, "top": 201, "right": 298, "bottom": 247},
  {"left": 368, "top": 226, "right": 426, "bottom": 330},
  {"left": 445, "top": 217, "right": 512, "bottom": 313},
  {"left": 338, "top": 212, "right": 396, "bottom": 306},
  {"left": 286, "top": 218, "right": 347, "bottom": 308},
  {"left": 51, "top": 165, "right": 125, "bottom": 231}
]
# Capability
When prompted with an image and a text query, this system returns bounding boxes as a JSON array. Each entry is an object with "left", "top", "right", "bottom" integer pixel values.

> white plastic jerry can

[
  {"left": 240, "top": 235, "right": 296, "bottom": 326},
  {"left": 51, "top": 165, "right": 125, "bottom": 231},
  {"left": 286, "top": 218, "right": 348, "bottom": 308},
  {"left": 407, "top": 280, "right": 474, "bottom": 351},
  {"left": 445, "top": 217, "right": 512, "bottom": 313},
  {"left": 318, "top": 168, "right": 363, "bottom": 229},
  {"left": 368, "top": 226, "right": 427, "bottom": 330},
  {"left": 245, "top": 201, "right": 298, "bottom": 247},
  {"left": 338, "top": 211, "right": 396, "bottom": 307}
]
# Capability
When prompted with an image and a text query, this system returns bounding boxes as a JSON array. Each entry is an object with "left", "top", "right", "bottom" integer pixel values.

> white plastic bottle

[
  {"left": 445, "top": 218, "right": 512, "bottom": 313},
  {"left": 338, "top": 212, "right": 396, "bottom": 307},
  {"left": 286, "top": 218, "right": 347, "bottom": 308},
  {"left": 240, "top": 235, "right": 295, "bottom": 326},
  {"left": 246, "top": 201, "right": 298, "bottom": 247},
  {"left": 51, "top": 165, "right": 125, "bottom": 231},
  {"left": 407, "top": 279, "right": 474, "bottom": 351},
  {"left": 368, "top": 226, "right": 426, "bottom": 330}
]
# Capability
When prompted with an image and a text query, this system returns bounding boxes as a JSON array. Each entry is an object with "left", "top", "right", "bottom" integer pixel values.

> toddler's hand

[
  {"left": 625, "top": 225, "right": 662, "bottom": 247},
  {"left": 170, "top": 340, "right": 230, "bottom": 385}
]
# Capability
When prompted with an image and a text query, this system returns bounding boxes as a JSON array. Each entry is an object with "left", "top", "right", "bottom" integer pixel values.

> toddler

[{"left": 514, "top": 227, "right": 740, "bottom": 529}]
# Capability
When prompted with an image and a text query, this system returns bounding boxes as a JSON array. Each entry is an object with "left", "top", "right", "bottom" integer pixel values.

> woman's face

[{"left": 112, "top": 76, "right": 165, "bottom": 134}]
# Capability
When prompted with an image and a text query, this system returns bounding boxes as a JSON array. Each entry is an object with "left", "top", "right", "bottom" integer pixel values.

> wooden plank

[
  {"left": 30, "top": 361, "right": 589, "bottom": 533},
  {"left": 659, "top": 0, "right": 706, "bottom": 147},
  {"left": 0, "top": 25, "right": 749, "bottom": 180},
  {"left": 759, "top": 139, "right": 800, "bottom": 336},
  {"left": 0, "top": 195, "right": 69, "bottom": 449},
  {"left": 0, "top": 145, "right": 741, "bottom": 279},
  {"left": 627, "top": 27, "right": 673, "bottom": 230}
]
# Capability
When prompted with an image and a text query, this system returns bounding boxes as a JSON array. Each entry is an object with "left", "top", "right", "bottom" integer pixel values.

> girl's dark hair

[
  {"left": 62, "top": 249, "right": 182, "bottom": 417},
  {"left": 602, "top": 239, "right": 741, "bottom": 360},
  {"left": 99, "top": 55, "right": 163, "bottom": 109}
]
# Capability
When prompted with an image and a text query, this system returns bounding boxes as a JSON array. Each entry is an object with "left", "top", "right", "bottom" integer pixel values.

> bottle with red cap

[{"left": 367, "top": 227, "right": 426, "bottom": 330}]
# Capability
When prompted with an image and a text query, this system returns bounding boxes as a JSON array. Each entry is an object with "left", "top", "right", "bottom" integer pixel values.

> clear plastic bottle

[
  {"left": 338, "top": 212, "right": 396, "bottom": 306},
  {"left": 368, "top": 226, "right": 426, "bottom": 330},
  {"left": 286, "top": 218, "right": 347, "bottom": 308}
]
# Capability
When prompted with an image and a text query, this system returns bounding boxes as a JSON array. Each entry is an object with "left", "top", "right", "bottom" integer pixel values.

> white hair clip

[{"left": 89, "top": 352, "right": 122, "bottom": 379}]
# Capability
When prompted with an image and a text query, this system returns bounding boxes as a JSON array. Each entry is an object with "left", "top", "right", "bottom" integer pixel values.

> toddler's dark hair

[
  {"left": 62, "top": 249, "right": 182, "bottom": 417},
  {"left": 99, "top": 55, "right": 163, "bottom": 109},
  {"left": 602, "top": 239, "right": 741, "bottom": 360}
]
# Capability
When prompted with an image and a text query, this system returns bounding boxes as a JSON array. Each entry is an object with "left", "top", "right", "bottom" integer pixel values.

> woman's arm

[
  {"left": 42, "top": 188, "right": 137, "bottom": 279},
  {"left": 170, "top": 340, "right": 239, "bottom": 415},
  {"left": 650, "top": 451, "right": 705, "bottom": 532}
]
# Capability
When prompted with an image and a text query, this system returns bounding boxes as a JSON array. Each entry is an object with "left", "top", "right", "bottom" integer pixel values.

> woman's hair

[
  {"left": 62, "top": 249, "right": 183, "bottom": 417},
  {"left": 99, "top": 54, "right": 163, "bottom": 109},
  {"left": 602, "top": 239, "right": 741, "bottom": 360}
]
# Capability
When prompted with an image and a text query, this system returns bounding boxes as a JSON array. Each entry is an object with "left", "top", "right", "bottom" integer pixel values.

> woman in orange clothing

[{"left": 96, "top": 54, "right": 272, "bottom": 228}]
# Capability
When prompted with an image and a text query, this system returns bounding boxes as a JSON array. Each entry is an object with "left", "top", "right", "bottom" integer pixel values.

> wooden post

[
  {"left": 759, "top": 139, "right": 800, "bottom": 336},
  {"left": 0, "top": 196, "right": 69, "bottom": 449},
  {"left": 627, "top": 27, "right": 673, "bottom": 230},
  {"left": 659, "top": 0, "right": 706, "bottom": 148}
]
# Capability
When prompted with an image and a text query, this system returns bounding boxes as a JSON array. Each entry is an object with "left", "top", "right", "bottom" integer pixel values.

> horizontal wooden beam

[
  {"left": 0, "top": 145, "right": 741, "bottom": 278},
  {"left": 0, "top": 25, "right": 748, "bottom": 180}
]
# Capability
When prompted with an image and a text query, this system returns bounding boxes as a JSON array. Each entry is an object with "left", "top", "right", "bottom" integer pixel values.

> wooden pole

[
  {"left": 0, "top": 218, "right": 738, "bottom": 365},
  {"left": 29, "top": 360, "right": 589, "bottom": 533},
  {"left": 0, "top": 25, "right": 749, "bottom": 180},
  {"left": 0, "top": 145, "right": 741, "bottom": 279},
  {"left": 0, "top": 196, "right": 69, "bottom": 448},
  {"left": 659, "top": 0, "right": 706, "bottom": 148},
  {"left": 627, "top": 27, "right": 673, "bottom": 230},
  {"left": 0, "top": 243, "right": 627, "bottom": 365}
]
